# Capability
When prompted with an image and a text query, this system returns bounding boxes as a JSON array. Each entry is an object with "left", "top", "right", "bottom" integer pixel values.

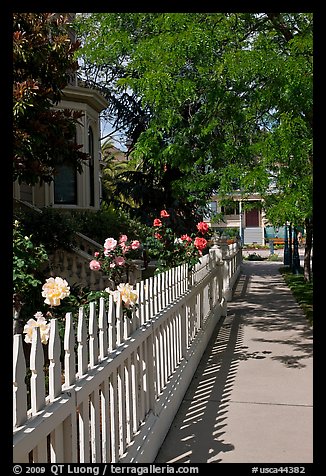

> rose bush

[
  {"left": 89, "top": 234, "right": 142, "bottom": 288},
  {"left": 145, "top": 209, "right": 211, "bottom": 273}
]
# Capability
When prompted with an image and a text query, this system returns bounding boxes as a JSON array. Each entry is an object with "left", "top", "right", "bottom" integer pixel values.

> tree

[
  {"left": 13, "top": 13, "right": 89, "bottom": 186},
  {"left": 75, "top": 13, "right": 313, "bottom": 280},
  {"left": 101, "top": 141, "right": 203, "bottom": 234}
]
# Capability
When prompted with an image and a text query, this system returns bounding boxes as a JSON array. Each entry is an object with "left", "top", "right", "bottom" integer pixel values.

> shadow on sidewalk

[
  {"left": 155, "top": 262, "right": 313, "bottom": 463},
  {"left": 155, "top": 306, "right": 245, "bottom": 463},
  {"left": 232, "top": 262, "right": 313, "bottom": 369}
]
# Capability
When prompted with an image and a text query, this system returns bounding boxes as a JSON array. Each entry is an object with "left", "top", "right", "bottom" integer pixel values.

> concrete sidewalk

[{"left": 154, "top": 261, "right": 313, "bottom": 463}]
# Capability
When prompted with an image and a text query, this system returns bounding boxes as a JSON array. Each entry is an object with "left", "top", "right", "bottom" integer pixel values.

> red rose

[
  {"left": 154, "top": 233, "right": 162, "bottom": 240},
  {"left": 153, "top": 218, "right": 162, "bottom": 227},
  {"left": 194, "top": 237, "right": 207, "bottom": 251},
  {"left": 181, "top": 234, "right": 192, "bottom": 243},
  {"left": 196, "top": 221, "right": 209, "bottom": 234},
  {"left": 160, "top": 210, "right": 170, "bottom": 218}
]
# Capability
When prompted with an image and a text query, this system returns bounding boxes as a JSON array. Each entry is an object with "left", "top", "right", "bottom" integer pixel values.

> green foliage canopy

[{"left": 75, "top": 13, "right": 312, "bottom": 227}]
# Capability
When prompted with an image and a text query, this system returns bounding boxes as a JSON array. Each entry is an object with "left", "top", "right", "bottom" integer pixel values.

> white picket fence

[{"left": 13, "top": 242, "right": 241, "bottom": 463}]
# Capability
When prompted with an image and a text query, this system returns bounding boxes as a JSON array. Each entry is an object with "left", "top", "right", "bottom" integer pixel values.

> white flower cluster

[
  {"left": 23, "top": 312, "right": 50, "bottom": 344},
  {"left": 41, "top": 277, "right": 70, "bottom": 306},
  {"left": 105, "top": 283, "right": 138, "bottom": 309}
]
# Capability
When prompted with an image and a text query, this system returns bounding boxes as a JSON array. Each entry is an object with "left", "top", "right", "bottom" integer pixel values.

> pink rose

[
  {"left": 94, "top": 251, "right": 100, "bottom": 257},
  {"left": 89, "top": 260, "right": 101, "bottom": 271},
  {"left": 153, "top": 218, "right": 162, "bottom": 227},
  {"left": 131, "top": 240, "right": 140, "bottom": 250},
  {"left": 115, "top": 256, "right": 125, "bottom": 266},
  {"left": 119, "top": 234, "right": 128, "bottom": 243},
  {"left": 120, "top": 242, "right": 130, "bottom": 254},
  {"left": 104, "top": 237, "right": 117, "bottom": 250},
  {"left": 160, "top": 210, "right": 170, "bottom": 218}
]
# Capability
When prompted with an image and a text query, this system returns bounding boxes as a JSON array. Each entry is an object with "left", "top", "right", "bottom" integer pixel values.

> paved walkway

[{"left": 154, "top": 260, "right": 313, "bottom": 463}]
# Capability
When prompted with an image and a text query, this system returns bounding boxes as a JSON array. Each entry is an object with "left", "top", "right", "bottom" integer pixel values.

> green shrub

[
  {"left": 14, "top": 207, "right": 79, "bottom": 251},
  {"left": 246, "top": 252, "right": 265, "bottom": 261},
  {"left": 71, "top": 205, "right": 152, "bottom": 245},
  {"left": 279, "top": 267, "right": 313, "bottom": 325}
]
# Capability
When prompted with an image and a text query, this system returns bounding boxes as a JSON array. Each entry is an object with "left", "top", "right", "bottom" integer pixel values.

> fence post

[{"left": 216, "top": 242, "right": 232, "bottom": 301}]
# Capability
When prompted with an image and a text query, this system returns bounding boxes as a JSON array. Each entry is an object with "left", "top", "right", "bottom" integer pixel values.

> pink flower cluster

[{"left": 89, "top": 234, "right": 141, "bottom": 284}]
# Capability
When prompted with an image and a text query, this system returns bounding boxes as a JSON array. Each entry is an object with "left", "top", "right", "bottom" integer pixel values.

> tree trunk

[
  {"left": 288, "top": 223, "right": 293, "bottom": 270},
  {"left": 303, "top": 217, "right": 313, "bottom": 282}
]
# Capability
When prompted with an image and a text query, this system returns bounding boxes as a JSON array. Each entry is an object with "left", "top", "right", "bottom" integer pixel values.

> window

[
  {"left": 54, "top": 163, "right": 77, "bottom": 205},
  {"left": 88, "top": 126, "right": 95, "bottom": 207},
  {"left": 54, "top": 130, "right": 77, "bottom": 205},
  {"left": 210, "top": 201, "right": 217, "bottom": 215},
  {"left": 221, "top": 202, "right": 240, "bottom": 215},
  {"left": 203, "top": 201, "right": 217, "bottom": 219}
]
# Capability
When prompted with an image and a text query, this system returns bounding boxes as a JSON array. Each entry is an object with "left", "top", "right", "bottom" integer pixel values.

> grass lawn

[{"left": 279, "top": 266, "right": 313, "bottom": 326}]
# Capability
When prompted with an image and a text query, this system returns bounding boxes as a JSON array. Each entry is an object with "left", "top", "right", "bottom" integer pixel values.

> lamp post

[
  {"left": 239, "top": 200, "right": 243, "bottom": 245},
  {"left": 292, "top": 226, "right": 300, "bottom": 274},
  {"left": 283, "top": 222, "right": 290, "bottom": 265}
]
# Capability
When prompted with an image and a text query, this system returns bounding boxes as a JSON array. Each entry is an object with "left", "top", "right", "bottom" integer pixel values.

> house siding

[{"left": 243, "top": 227, "right": 263, "bottom": 245}]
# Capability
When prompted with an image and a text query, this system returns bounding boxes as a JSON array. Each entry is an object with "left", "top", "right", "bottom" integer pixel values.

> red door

[{"left": 245, "top": 208, "right": 259, "bottom": 227}]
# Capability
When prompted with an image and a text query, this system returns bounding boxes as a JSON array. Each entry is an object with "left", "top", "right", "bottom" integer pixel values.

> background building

[{"left": 205, "top": 193, "right": 266, "bottom": 245}]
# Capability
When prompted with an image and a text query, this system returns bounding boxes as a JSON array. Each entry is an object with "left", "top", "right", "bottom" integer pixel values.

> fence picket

[
  {"left": 50, "top": 423, "right": 64, "bottom": 462},
  {"left": 108, "top": 294, "right": 116, "bottom": 352},
  {"left": 109, "top": 369, "right": 119, "bottom": 462},
  {"left": 130, "top": 351, "right": 138, "bottom": 434},
  {"left": 156, "top": 272, "right": 162, "bottom": 313},
  {"left": 116, "top": 296, "right": 123, "bottom": 346},
  {"left": 138, "top": 280, "right": 145, "bottom": 325},
  {"left": 124, "top": 357, "right": 133, "bottom": 445},
  {"left": 48, "top": 319, "right": 62, "bottom": 401},
  {"left": 137, "top": 344, "right": 145, "bottom": 422},
  {"left": 77, "top": 307, "right": 88, "bottom": 378},
  {"left": 32, "top": 438, "right": 47, "bottom": 463},
  {"left": 64, "top": 313, "right": 76, "bottom": 387},
  {"left": 135, "top": 282, "right": 141, "bottom": 330},
  {"left": 89, "top": 302, "right": 99, "bottom": 367},
  {"left": 153, "top": 275, "right": 158, "bottom": 316},
  {"left": 149, "top": 276, "right": 154, "bottom": 319},
  {"left": 30, "top": 326, "right": 45, "bottom": 415},
  {"left": 13, "top": 334, "right": 27, "bottom": 427},
  {"left": 117, "top": 364, "right": 127, "bottom": 456},
  {"left": 78, "top": 398, "right": 90, "bottom": 463},
  {"left": 99, "top": 297, "right": 108, "bottom": 360},
  {"left": 90, "top": 389, "right": 101, "bottom": 462},
  {"left": 100, "top": 379, "right": 111, "bottom": 462}
]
